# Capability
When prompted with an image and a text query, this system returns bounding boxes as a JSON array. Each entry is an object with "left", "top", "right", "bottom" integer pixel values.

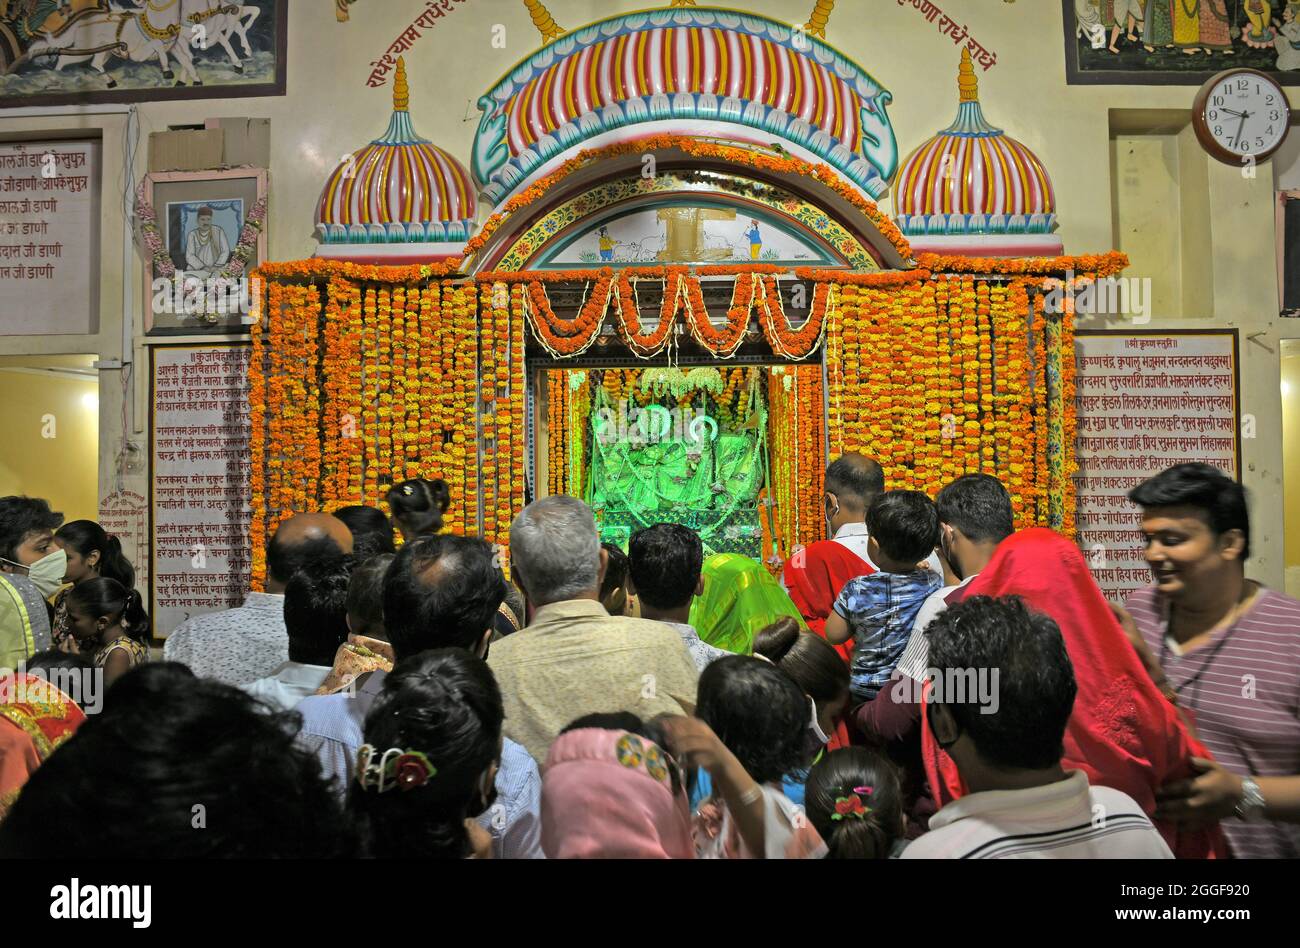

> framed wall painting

[
  {"left": 1064, "top": 0, "right": 1300, "bottom": 85},
  {"left": 0, "top": 0, "right": 287, "bottom": 108},
  {"left": 139, "top": 167, "right": 267, "bottom": 336}
]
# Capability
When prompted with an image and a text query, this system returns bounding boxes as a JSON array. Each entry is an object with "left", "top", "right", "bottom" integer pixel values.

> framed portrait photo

[{"left": 139, "top": 168, "right": 266, "bottom": 335}]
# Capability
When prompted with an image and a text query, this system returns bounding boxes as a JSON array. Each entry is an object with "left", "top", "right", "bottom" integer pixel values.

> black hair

[
  {"left": 599, "top": 542, "right": 629, "bottom": 602},
  {"left": 283, "top": 554, "right": 355, "bottom": 666},
  {"left": 1128, "top": 463, "right": 1251, "bottom": 560},
  {"left": 24, "top": 649, "right": 96, "bottom": 713},
  {"left": 346, "top": 553, "right": 394, "bottom": 641},
  {"left": 825, "top": 455, "right": 885, "bottom": 511},
  {"left": 66, "top": 577, "right": 150, "bottom": 647},
  {"left": 696, "top": 655, "right": 807, "bottom": 785},
  {"left": 753, "top": 617, "right": 850, "bottom": 707},
  {"left": 332, "top": 505, "right": 397, "bottom": 560},
  {"left": 266, "top": 532, "right": 349, "bottom": 587},
  {"left": 385, "top": 478, "right": 451, "bottom": 537},
  {"left": 54, "top": 520, "right": 135, "bottom": 588},
  {"left": 348, "top": 649, "right": 503, "bottom": 859},
  {"left": 866, "top": 490, "right": 941, "bottom": 565},
  {"left": 935, "top": 474, "right": 1014, "bottom": 545},
  {"left": 805, "top": 747, "right": 904, "bottom": 859},
  {"left": 926, "top": 595, "right": 1077, "bottom": 772},
  {"left": 560, "top": 711, "right": 684, "bottom": 796},
  {"left": 0, "top": 496, "right": 63, "bottom": 563},
  {"left": 627, "top": 523, "right": 702, "bottom": 610},
  {"left": 383, "top": 535, "right": 506, "bottom": 661},
  {"left": 0, "top": 663, "right": 353, "bottom": 858}
]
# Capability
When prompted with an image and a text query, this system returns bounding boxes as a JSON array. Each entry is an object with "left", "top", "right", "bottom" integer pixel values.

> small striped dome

[
  {"left": 316, "top": 58, "right": 477, "bottom": 245},
  {"left": 894, "top": 51, "right": 1056, "bottom": 237}
]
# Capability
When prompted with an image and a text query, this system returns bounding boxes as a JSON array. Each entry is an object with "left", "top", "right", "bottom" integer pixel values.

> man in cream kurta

[
  {"left": 488, "top": 495, "right": 699, "bottom": 765},
  {"left": 184, "top": 206, "right": 232, "bottom": 278}
]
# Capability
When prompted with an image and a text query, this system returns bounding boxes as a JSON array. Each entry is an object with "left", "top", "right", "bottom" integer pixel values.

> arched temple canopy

[
  {"left": 471, "top": 6, "right": 900, "bottom": 209},
  {"left": 465, "top": 139, "right": 910, "bottom": 274}
]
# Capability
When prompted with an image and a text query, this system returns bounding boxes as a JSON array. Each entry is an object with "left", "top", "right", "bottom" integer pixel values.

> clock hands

[{"left": 1231, "top": 112, "right": 1250, "bottom": 151}]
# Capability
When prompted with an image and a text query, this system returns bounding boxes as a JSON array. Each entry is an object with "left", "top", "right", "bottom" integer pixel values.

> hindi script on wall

[
  {"left": 0, "top": 140, "right": 99, "bottom": 335},
  {"left": 1074, "top": 332, "right": 1240, "bottom": 603},
  {"left": 151, "top": 345, "right": 252, "bottom": 637}
]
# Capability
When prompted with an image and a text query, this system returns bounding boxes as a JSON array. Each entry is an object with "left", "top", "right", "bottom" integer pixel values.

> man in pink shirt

[{"left": 1124, "top": 463, "right": 1300, "bottom": 858}]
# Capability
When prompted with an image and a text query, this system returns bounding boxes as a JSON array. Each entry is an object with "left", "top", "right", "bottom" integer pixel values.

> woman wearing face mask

[
  {"left": 65, "top": 578, "right": 151, "bottom": 688},
  {"left": 752, "top": 618, "right": 852, "bottom": 806},
  {"left": 349, "top": 648, "right": 503, "bottom": 859},
  {"left": 51, "top": 520, "right": 136, "bottom": 653},
  {"left": 0, "top": 496, "right": 65, "bottom": 667}
]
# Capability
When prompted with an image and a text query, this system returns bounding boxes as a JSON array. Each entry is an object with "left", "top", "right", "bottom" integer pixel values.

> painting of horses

[
  {"left": 1065, "top": 0, "right": 1300, "bottom": 84},
  {"left": 0, "top": 0, "right": 286, "bottom": 106}
]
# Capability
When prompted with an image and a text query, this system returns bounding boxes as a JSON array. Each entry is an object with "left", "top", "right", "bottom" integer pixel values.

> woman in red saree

[
  {"left": 0, "top": 672, "right": 85, "bottom": 819},
  {"left": 783, "top": 540, "right": 872, "bottom": 663},
  {"left": 920, "top": 528, "right": 1227, "bottom": 858}
]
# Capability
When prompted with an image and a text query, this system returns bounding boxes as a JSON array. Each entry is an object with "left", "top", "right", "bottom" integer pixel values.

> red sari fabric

[
  {"left": 783, "top": 539, "right": 872, "bottom": 663},
  {"left": 0, "top": 673, "right": 85, "bottom": 819},
  {"left": 920, "top": 528, "right": 1227, "bottom": 859}
]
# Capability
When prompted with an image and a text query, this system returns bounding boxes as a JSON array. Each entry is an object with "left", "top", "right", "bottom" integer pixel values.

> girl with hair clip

[
  {"left": 805, "top": 747, "right": 907, "bottom": 859},
  {"left": 65, "top": 577, "right": 150, "bottom": 687},
  {"left": 51, "top": 520, "right": 137, "bottom": 651},
  {"left": 349, "top": 648, "right": 503, "bottom": 859},
  {"left": 385, "top": 478, "right": 451, "bottom": 542},
  {"left": 753, "top": 617, "right": 853, "bottom": 805}
]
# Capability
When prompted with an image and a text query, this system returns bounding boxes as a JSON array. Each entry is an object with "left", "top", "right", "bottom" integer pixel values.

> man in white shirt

[
  {"left": 184, "top": 206, "right": 232, "bottom": 278},
  {"left": 896, "top": 473, "right": 1015, "bottom": 682},
  {"left": 164, "top": 513, "right": 353, "bottom": 684},
  {"left": 822, "top": 453, "right": 943, "bottom": 576},
  {"left": 902, "top": 596, "right": 1172, "bottom": 859},
  {"left": 244, "top": 553, "right": 352, "bottom": 710},
  {"left": 627, "top": 522, "right": 728, "bottom": 671}
]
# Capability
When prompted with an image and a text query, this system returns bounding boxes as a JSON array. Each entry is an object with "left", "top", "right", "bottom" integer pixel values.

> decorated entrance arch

[{"left": 246, "top": 3, "right": 1124, "bottom": 587}]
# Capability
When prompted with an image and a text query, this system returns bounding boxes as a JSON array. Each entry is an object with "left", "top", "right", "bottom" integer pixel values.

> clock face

[{"left": 1201, "top": 72, "right": 1291, "bottom": 163}]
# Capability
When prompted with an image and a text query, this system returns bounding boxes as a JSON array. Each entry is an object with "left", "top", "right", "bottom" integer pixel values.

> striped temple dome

[
  {"left": 316, "top": 58, "right": 477, "bottom": 246},
  {"left": 894, "top": 50, "right": 1057, "bottom": 240}
]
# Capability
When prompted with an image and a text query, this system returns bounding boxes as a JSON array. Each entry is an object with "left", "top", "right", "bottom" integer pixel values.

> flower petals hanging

[
  {"left": 758, "top": 277, "right": 832, "bottom": 361},
  {"left": 524, "top": 272, "right": 611, "bottom": 358}
]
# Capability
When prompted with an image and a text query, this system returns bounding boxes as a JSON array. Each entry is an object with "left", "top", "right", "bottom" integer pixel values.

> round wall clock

[{"left": 1193, "top": 69, "right": 1291, "bottom": 167}]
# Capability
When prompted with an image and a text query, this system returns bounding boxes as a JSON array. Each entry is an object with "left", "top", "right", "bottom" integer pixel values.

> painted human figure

[
  {"left": 1076, "top": 0, "right": 1108, "bottom": 50},
  {"left": 1199, "top": 0, "right": 1234, "bottom": 53},
  {"left": 1144, "top": 0, "right": 1176, "bottom": 50},
  {"left": 1275, "top": 3, "right": 1300, "bottom": 69},
  {"left": 597, "top": 225, "right": 618, "bottom": 262},
  {"left": 1109, "top": 0, "right": 1146, "bottom": 53},
  {"left": 746, "top": 220, "right": 762, "bottom": 261},
  {"left": 184, "top": 206, "right": 231, "bottom": 278},
  {"left": 1173, "top": 0, "right": 1203, "bottom": 54},
  {"left": 1243, "top": 0, "right": 1278, "bottom": 48}
]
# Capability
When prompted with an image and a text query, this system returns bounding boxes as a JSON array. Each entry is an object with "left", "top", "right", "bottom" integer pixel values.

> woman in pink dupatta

[{"left": 920, "top": 528, "right": 1227, "bottom": 859}]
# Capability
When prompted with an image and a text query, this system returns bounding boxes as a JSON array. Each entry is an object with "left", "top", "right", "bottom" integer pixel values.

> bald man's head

[
  {"left": 265, "top": 513, "right": 354, "bottom": 591},
  {"left": 825, "top": 453, "right": 885, "bottom": 514}
]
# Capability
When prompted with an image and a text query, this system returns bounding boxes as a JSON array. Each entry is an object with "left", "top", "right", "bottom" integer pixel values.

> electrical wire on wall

[{"left": 112, "top": 104, "right": 140, "bottom": 494}]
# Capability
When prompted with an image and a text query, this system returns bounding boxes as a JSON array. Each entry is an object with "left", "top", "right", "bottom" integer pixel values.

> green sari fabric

[{"left": 688, "top": 553, "right": 806, "bottom": 655}]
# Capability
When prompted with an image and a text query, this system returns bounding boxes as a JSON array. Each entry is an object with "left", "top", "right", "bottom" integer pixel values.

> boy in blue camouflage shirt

[{"left": 826, "top": 491, "right": 942, "bottom": 703}]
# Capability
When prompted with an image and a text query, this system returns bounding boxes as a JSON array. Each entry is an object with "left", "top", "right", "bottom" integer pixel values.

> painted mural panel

[
  {"left": 1064, "top": 0, "right": 1300, "bottom": 84},
  {"left": 0, "top": 0, "right": 286, "bottom": 107}
]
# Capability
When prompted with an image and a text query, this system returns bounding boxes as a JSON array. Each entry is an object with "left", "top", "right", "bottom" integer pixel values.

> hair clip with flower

[
  {"left": 831, "top": 790, "right": 872, "bottom": 821},
  {"left": 356, "top": 744, "right": 437, "bottom": 793}
]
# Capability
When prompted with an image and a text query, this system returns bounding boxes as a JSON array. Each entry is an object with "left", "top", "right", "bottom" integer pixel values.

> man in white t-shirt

[
  {"left": 814, "top": 453, "right": 942, "bottom": 576},
  {"left": 902, "top": 596, "right": 1172, "bottom": 859},
  {"left": 895, "top": 473, "right": 1015, "bottom": 683}
]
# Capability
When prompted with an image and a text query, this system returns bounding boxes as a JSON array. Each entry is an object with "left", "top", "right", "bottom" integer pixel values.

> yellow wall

[
  {"left": 0, "top": 369, "right": 99, "bottom": 523},
  {"left": 0, "top": 0, "right": 1292, "bottom": 586},
  {"left": 1283, "top": 341, "right": 1300, "bottom": 598}
]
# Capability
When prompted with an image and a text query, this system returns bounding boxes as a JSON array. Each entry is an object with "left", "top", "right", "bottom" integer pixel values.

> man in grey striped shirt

[{"left": 1125, "top": 463, "right": 1300, "bottom": 859}]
